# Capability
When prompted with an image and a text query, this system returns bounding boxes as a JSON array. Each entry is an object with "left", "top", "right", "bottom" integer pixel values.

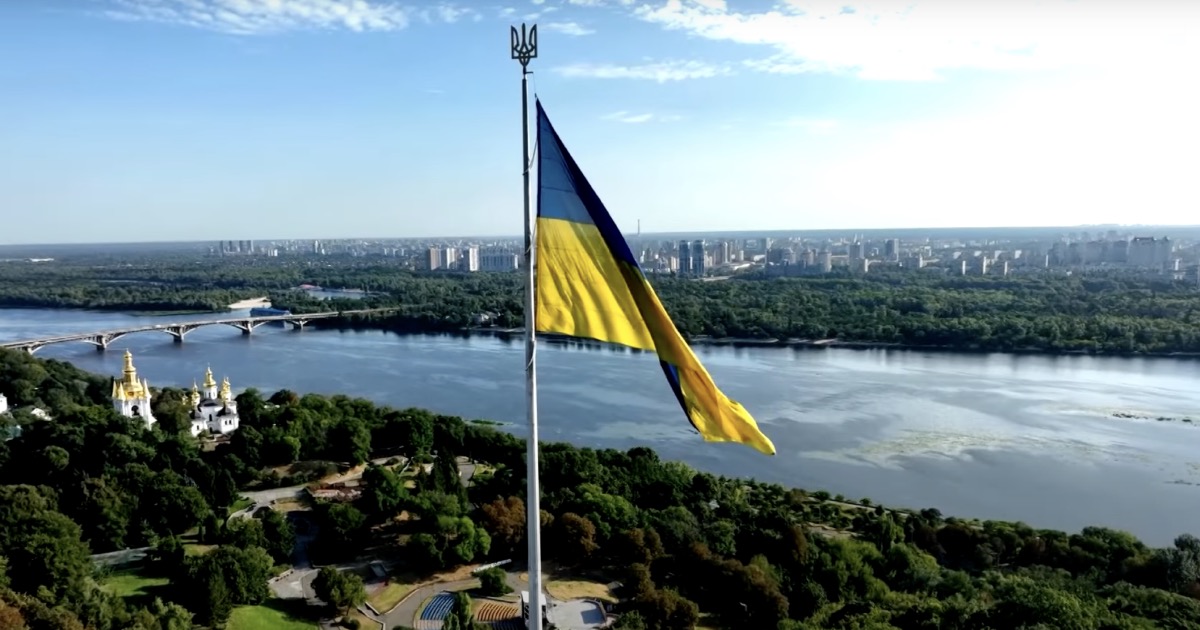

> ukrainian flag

[{"left": 534, "top": 100, "right": 776, "bottom": 456}]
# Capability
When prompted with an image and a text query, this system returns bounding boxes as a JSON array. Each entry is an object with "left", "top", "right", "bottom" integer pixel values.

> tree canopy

[{"left": 0, "top": 345, "right": 1198, "bottom": 629}]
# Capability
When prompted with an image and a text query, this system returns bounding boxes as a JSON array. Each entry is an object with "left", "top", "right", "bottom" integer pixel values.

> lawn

[
  {"left": 100, "top": 570, "right": 170, "bottom": 603},
  {"left": 227, "top": 496, "right": 254, "bottom": 516},
  {"left": 226, "top": 602, "right": 317, "bottom": 630},
  {"left": 545, "top": 579, "right": 616, "bottom": 603},
  {"left": 368, "top": 581, "right": 415, "bottom": 612},
  {"left": 183, "top": 543, "right": 217, "bottom": 556},
  {"left": 347, "top": 610, "right": 379, "bottom": 628}
]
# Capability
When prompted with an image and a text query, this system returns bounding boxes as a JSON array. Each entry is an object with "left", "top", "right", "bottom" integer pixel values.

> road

[{"left": 229, "top": 456, "right": 404, "bottom": 521}]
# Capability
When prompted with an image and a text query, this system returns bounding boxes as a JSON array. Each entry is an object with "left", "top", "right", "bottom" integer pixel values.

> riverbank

[
  {"left": 228, "top": 297, "right": 271, "bottom": 309},
  {"left": 456, "top": 326, "right": 1200, "bottom": 359},
  {"left": 5, "top": 304, "right": 1200, "bottom": 360}
]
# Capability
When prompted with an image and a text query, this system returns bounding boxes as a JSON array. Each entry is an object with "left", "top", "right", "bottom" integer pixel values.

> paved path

[
  {"left": 382, "top": 578, "right": 480, "bottom": 630},
  {"left": 230, "top": 456, "right": 407, "bottom": 521},
  {"left": 90, "top": 546, "right": 151, "bottom": 568}
]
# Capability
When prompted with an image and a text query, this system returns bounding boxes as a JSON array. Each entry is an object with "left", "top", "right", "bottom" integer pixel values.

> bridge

[{"left": 0, "top": 309, "right": 396, "bottom": 354}]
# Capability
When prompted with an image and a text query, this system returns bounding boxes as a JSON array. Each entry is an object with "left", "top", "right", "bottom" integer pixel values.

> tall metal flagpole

[{"left": 511, "top": 22, "right": 544, "bottom": 630}]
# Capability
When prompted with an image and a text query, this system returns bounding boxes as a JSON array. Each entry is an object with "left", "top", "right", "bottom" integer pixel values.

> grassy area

[
  {"left": 183, "top": 543, "right": 217, "bottom": 556},
  {"left": 226, "top": 602, "right": 317, "bottom": 630},
  {"left": 100, "top": 570, "right": 170, "bottom": 604},
  {"left": 227, "top": 496, "right": 254, "bottom": 516},
  {"left": 545, "top": 579, "right": 616, "bottom": 603},
  {"left": 347, "top": 610, "right": 379, "bottom": 628},
  {"left": 696, "top": 613, "right": 722, "bottom": 630},
  {"left": 367, "top": 581, "right": 415, "bottom": 612}
]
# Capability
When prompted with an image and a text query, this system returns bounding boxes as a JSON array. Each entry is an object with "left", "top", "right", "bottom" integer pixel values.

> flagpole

[{"left": 511, "top": 22, "right": 544, "bottom": 630}]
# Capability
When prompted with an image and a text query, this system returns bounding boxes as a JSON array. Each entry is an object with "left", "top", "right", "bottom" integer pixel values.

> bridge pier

[
  {"left": 87, "top": 332, "right": 127, "bottom": 352},
  {"left": 226, "top": 320, "right": 267, "bottom": 336},
  {"left": 165, "top": 325, "right": 197, "bottom": 344},
  {"left": 289, "top": 319, "right": 310, "bottom": 331}
]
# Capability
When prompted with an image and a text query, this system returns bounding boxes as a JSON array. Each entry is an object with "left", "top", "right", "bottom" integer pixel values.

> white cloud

[
  {"left": 542, "top": 21, "right": 595, "bottom": 36},
  {"left": 630, "top": 0, "right": 1200, "bottom": 81},
  {"left": 601, "top": 111, "right": 681, "bottom": 123},
  {"left": 99, "top": 0, "right": 477, "bottom": 35},
  {"left": 553, "top": 59, "right": 731, "bottom": 82}
]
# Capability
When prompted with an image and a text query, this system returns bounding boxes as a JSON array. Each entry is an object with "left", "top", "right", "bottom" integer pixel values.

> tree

[
  {"left": 257, "top": 508, "right": 296, "bottom": 564},
  {"left": 479, "top": 496, "right": 525, "bottom": 555},
  {"left": 556, "top": 513, "right": 599, "bottom": 562},
  {"left": 129, "top": 598, "right": 194, "bottom": 630},
  {"left": 312, "top": 566, "right": 366, "bottom": 614},
  {"left": 0, "top": 485, "right": 92, "bottom": 602},
  {"left": 478, "top": 567, "right": 510, "bottom": 596},
  {"left": 363, "top": 464, "right": 408, "bottom": 516}
]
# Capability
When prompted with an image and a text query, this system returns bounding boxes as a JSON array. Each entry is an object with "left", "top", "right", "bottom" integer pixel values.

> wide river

[{"left": 1, "top": 307, "right": 1195, "bottom": 546}]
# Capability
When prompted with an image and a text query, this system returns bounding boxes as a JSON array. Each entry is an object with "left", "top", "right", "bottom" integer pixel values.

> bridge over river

[{"left": 0, "top": 308, "right": 396, "bottom": 354}]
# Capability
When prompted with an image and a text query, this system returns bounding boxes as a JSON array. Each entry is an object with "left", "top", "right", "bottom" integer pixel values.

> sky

[{"left": 1, "top": 0, "right": 1198, "bottom": 244}]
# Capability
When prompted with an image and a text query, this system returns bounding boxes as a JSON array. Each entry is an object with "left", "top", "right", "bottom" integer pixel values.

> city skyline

[{"left": 1, "top": 0, "right": 1198, "bottom": 244}]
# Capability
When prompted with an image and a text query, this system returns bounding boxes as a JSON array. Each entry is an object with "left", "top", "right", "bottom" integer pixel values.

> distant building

[
  {"left": 691, "top": 240, "right": 706, "bottom": 276},
  {"left": 186, "top": 367, "right": 241, "bottom": 437},
  {"left": 885, "top": 238, "right": 900, "bottom": 262},
  {"left": 481, "top": 248, "right": 519, "bottom": 272},
  {"left": 426, "top": 247, "right": 441, "bottom": 270},
  {"left": 459, "top": 246, "right": 480, "bottom": 272},
  {"left": 678, "top": 240, "right": 692, "bottom": 275},
  {"left": 0, "top": 393, "right": 6, "bottom": 415},
  {"left": 111, "top": 350, "right": 156, "bottom": 429}
]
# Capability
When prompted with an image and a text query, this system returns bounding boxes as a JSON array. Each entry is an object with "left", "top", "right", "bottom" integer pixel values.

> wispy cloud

[
  {"left": 629, "top": 0, "right": 1200, "bottom": 81},
  {"left": 99, "top": 0, "right": 475, "bottom": 35},
  {"left": 553, "top": 59, "right": 731, "bottom": 82},
  {"left": 601, "top": 111, "right": 681, "bottom": 124},
  {"left": 542, "top": 21, "right": 594, "bottom": 36}
]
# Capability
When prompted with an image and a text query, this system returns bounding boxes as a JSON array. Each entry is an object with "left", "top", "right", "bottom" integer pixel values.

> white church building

[
  {"left": 187, "top": 367, "right": 240, "bottom": 437},
  {"left": 111, "top": 350, "right": 155, "bottom": 429}
]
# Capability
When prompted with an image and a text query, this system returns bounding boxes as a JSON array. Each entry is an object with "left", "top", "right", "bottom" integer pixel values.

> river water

[{"left": 1, "top": 308, "right": 1196, "bottom": 546}]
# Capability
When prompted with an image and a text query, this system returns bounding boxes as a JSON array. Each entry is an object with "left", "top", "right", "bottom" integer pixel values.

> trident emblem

[{"left": 511, "top": 23, "right": 538, "bottom": 70}]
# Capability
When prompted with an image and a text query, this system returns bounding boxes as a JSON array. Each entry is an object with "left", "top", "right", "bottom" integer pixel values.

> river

[{"left": 0, "top": 307, "right": 1195, "bottom": 546}]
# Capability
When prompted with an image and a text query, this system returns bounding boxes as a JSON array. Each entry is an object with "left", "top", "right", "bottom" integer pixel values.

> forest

[
  {"left": 4, "top": 256, "right": 1200, "bottom": 355},
  {"left": 2, "top": 347, "right": 1200, "bottom": 629}
]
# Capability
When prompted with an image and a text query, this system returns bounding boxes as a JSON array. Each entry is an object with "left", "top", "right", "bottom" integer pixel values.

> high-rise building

[
  {"left": 716, "top": 241, "right": 731, "bottom": 265},
  {"left": 481, "top": 248, "right": 520, "bottom": 272},
  {"left": 459, "top": 247, "right": 480, "bottom": 272},
  {"left": 885, "top": 239, "right": 900, "bottom": 262},
  {"left": 691, "top": 240, "right": 706, "bottom": 276},
  {"left": 678, "top": 240, "right": 692, "bottom": 275}
]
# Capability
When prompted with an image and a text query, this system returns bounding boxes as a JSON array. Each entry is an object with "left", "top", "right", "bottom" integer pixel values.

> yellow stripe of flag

[{"left": 533, "top": 100, "right": 775, "bottom": 456}]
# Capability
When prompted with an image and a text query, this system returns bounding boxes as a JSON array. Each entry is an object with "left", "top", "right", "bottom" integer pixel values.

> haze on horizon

[{"left": 1, "top": 0, "right": 1197, "bottom": 246}]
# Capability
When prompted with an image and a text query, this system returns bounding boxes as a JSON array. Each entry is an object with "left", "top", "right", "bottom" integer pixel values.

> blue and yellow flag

[{"left": 534, "top": 100, "right": 775, "bottom": 456}]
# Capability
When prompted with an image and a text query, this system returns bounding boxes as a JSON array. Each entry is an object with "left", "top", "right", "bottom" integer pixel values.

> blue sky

[{"left": 1, "top": 0, "right": 1197, "bottom": 244}]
